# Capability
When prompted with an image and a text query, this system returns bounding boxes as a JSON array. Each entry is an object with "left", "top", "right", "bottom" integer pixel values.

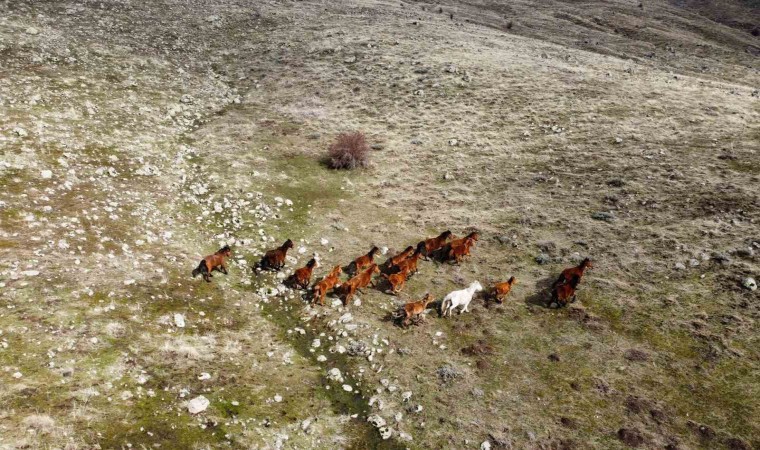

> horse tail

[
  {"left": 440, "top": 298, "right": 450, "bottom": 315},
  {"left": 192, "top": 260, "right": 206, "bottom": 277}
]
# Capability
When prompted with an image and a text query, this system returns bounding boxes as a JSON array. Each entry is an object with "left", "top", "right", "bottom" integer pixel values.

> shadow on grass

[{"left": 524, "top": 275, "right": 556, "bottom": 308}]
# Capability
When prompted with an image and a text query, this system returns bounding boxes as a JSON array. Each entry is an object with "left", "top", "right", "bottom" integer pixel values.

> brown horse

[
  {"left": 192, "top": 245, "right": 232, "bottom": 282},
  {"left": 257, "top": 239, "right": 294, "bottom": 271}
]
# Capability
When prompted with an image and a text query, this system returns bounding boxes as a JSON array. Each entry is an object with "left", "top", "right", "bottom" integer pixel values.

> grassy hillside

[{"left": 1, "top": 0, "right": 758, "bottom": 449}]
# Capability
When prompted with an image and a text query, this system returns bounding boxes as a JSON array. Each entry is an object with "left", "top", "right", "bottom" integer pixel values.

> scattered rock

[
  {"left": 327, "top": 368, "right": 343, "bottom": 382},
  {"left": 174, "top": 314, "right": 186, "bottom": 328},
  {"left": 367, "top": 414, "right": 386, "bottom": 428},
  {"left": 379, "top": 426, "right": 393, "bottom": 439},
  {"left": 187, "top": 395, "right": 210, "bottom": 414},
  {"left": 742, "top": 277, "right": 756, "bottom": 291}
]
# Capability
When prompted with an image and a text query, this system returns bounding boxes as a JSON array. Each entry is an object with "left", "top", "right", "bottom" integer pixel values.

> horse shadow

[{"left": 524, "top": 275, "right": 556, "bottom": 308}]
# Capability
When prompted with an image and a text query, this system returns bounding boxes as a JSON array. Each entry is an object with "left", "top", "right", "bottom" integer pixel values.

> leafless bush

[{"left": 327, "top": 131, "right": 370, "bottom": 169}]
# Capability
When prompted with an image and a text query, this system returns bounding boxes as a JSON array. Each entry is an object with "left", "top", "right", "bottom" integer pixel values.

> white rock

[
  {"left": 21, "top": 270, "right": 40, "bottom": 277},
  {"left": 312, "top": 338, "right": 321, "bottom": 348},
  {"left": 25, "top": 27, "right": 39, "bottom": 35},
  {"left": 40, "top": 170, "right": 52, "bottom": 179},
  {"left": 198, "top": 372, "right": 211, "bottom": 380},
  {"left": 380, "top": 246, "right": 389, "bottom": 255},
  {"left": 402, "top": 391, "right": 412, "bottom": 402},
  {"left": 12, "top": 371, "right": 23, "bottom": 379},
  {"left": 481, "top": 441, "right": 491, "bottom": 450},
  {"left": 367, "top": 414, "right": 386, "bottom": 428},
  {"left": 317, "top": 355, "right": 327, "bottom": 362},
  {"left": 379, "top": 426, "right": 393, "bottom": 440},
  {"left": 274, "top": 394, "right": 283, "bottom": 402},
  {"left": 338, "top": 313, "right": 353, "bottom": 323},
  {"left": 743, "top": 277, "right": 757, "bottom": 291},
  {"left": 327, "top": 368, "right": 343, "bottom": 382},
  {"left": 187, "top": 395, "right": 210, "bottom": 414},
  {"left": 301, "top": 418, "right": 312, "bottom": 431},
  {"left": 174, "top": 314, "right": 186, "bottom": 328},
  {"left": 342, "top": 384, "right": 353, "bottom": 392},
  {"left": 320, "top": 238, "right": 329, "bottom": 246}
]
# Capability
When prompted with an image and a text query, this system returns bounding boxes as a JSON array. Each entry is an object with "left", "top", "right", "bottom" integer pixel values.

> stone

[
  {"left": 174, "top": 314, "right": 186, "bottom": 328},
  {"left": 25, "top": 27, "right": 39, "bottom": 35},
  {"left": 187, "top": 395, "right": 209, "bottom": 414},
  {"left": 327, "top": 368, "right": 343, "bottom": 382},
  {"left": 367, "top": 414, "right": 386, "bottom": 428},
  {"left": 742, "top": 277, "right": 757, "bottom": 291},
  {"left": 40, "top": 170, "right": 52, "bottom": 179},
  {"left": 379, "top": 426, "right": 393, "bottom": 439}
]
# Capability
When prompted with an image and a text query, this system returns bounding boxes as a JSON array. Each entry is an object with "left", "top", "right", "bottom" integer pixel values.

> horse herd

[{"left": 192, "top": 231, "right": 593, "bottom": 327}]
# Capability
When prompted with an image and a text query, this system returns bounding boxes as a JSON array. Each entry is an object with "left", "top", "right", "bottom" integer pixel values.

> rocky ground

[{"left": 0, "top": 0, "right": 758, "bottom": 449}]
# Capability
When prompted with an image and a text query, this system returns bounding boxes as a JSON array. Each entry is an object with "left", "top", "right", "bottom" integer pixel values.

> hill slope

[{"left": 1, "top": 0, "right": 758, "bottom": 449}]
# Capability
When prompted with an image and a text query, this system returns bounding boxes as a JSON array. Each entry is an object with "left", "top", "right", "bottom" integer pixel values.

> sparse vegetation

[
  {"left": 326, "top": 131, "right": 371, "bottom": 170},
  {"left": 1, "top": 0, "right": 758, "bottom": 449}
]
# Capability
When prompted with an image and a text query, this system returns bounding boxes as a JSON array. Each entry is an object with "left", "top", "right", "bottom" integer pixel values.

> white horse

[{"left": 441, "top": 281, "right": 483, "bottom": 317}]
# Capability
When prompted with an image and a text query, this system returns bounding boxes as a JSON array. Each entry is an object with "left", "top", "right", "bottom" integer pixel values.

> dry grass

[{"left": 1, "top": 0, "right": 758, "bottom": 449}]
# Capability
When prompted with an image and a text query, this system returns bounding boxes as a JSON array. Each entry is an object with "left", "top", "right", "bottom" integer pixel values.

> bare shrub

[{"left": 327, "top": 131, "right": 370, "bottom": 169}]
